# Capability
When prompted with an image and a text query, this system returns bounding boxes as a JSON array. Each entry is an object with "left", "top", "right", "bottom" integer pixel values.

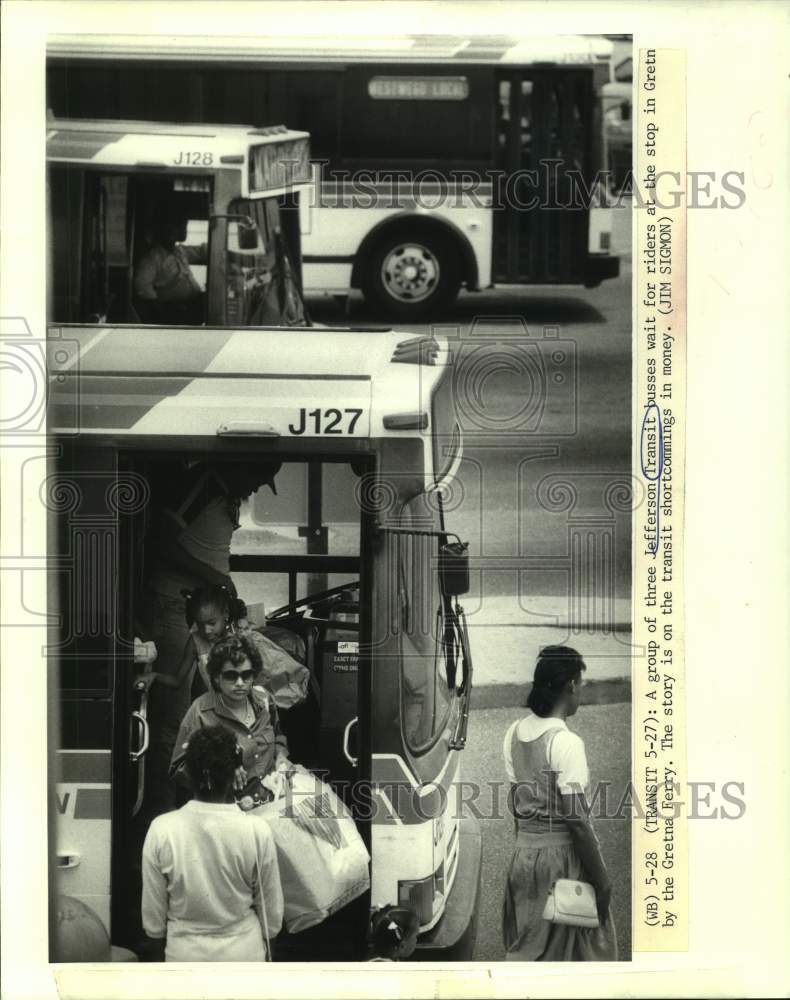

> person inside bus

[
  {"left": 169, "top": 633, "right": 291, "bottom": 811},
  {"left": 142, "top": 725, "right": 283, "bottom": 961},
  {"left": 133, "top": 210, "right": 206, "bottom": 325},
  {"left": 137, "top": 461, "right": 280, "bottom": 820},
  {"left": 502, "top": 645, "right": 617, "bottom": 961}
]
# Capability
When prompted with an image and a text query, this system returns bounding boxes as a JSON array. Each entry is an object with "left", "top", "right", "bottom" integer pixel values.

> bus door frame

[
  {"left": 493, "top": 68, "right": 594, "bottom": 285},
  {"left": 113, "top": 447, "right": 152, "bottom": 948},
  {"left": 89, "top": 438, "right": 374, "bottom": 950}
]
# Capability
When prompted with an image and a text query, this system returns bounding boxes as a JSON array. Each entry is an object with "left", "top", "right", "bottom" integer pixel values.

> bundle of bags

[{"left": 252, "top": 767, "right": 370, "bottom": 933}]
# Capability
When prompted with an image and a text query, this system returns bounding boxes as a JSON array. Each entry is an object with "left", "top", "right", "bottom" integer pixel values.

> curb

[{"left": 472, "top": 677, "right": 631, "bottom": 711}]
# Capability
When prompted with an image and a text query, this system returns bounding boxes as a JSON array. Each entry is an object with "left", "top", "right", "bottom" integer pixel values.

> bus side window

[
  {"left": 83, "top": 174, "right": 130, "bottom": 323},
  {"left": 49, "top": 171, "right": 133, "bottom": 324}
]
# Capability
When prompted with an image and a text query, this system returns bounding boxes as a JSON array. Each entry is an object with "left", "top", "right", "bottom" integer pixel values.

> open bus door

[
  {"left": 232, "top": 455, "right": 375, "bottom": 959},
  {"left": 493, "top": 69, "right": 593, "bottom": 285}
]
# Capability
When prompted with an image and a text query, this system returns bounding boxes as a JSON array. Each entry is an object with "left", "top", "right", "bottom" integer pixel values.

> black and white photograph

[
  {"left": 1, "top": 3, "right": 789, "bottom": 999},
  {"left": 43, "top": 26, "right": 633, "bottom": 965}
]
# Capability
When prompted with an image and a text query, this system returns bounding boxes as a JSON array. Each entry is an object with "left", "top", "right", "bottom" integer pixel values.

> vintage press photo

[{"left": 1, "top": 3, "right": 788, "bottom": 999}]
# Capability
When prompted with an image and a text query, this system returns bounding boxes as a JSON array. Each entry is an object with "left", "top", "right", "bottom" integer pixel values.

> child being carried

[{"left": 149, "top": 584, "right": 310, "bottom": 711}]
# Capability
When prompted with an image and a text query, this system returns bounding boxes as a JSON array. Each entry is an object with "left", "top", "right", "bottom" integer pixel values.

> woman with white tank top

[{"left": 502, "top": 645, "right": 617, "bottom": 961}]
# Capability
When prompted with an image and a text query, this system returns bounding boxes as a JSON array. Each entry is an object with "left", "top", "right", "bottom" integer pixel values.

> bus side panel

[
  {"left": 54, "top": 750, "right": 112, "bottom": 932},
  {"left": 300, "top": 198, "right": 493, "bottom": 296}
]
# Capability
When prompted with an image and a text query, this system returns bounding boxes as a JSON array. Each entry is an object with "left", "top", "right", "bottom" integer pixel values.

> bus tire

[{"left": 363, "top": 230, "right": 461, "bottom": 319}]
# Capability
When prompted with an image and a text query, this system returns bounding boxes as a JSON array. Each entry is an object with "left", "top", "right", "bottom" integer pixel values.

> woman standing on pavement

[
  {"left": 502, "top": 645, "right": 617, "bottom": 961},
  {"left": 142, "top": 726, "right": 283, "bottom": 961}
]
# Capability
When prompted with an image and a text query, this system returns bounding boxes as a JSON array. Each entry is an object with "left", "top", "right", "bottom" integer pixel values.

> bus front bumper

[
  {"left": 584, "top": 253, "right": 620, "bottom": 288},
  {"left": 414, "top": 815, "right": 482, "bottom": 960}
]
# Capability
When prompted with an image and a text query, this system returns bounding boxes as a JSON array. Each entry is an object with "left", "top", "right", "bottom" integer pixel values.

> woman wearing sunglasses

[{"left": 170, "top": 633, "right": 290, "bottom": 809}]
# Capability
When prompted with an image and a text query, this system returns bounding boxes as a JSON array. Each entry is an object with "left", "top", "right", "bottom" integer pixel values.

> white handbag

[{"left": 542, "top": 879, "right": 600, "bottom": 928}]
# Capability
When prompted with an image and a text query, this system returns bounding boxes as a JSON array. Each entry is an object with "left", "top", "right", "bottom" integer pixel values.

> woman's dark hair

[
  {"left": 206, "top": 632, "right": 262, "bottom": 689},
  {"left": 526, "top": 645, "right": 586, "bottom": 717},
  {"left": 183, "top": 726, "right": 239, "bottom": 796},
  {"left": 182, "top": 585, "right": 247, "bottom": 628}
]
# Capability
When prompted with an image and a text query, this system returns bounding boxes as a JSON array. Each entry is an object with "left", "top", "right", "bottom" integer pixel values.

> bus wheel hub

[{"left": 382, "top": 244, "right": 438, "bottom": 302}]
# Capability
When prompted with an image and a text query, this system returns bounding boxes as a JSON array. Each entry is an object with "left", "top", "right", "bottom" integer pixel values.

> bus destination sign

[{"left": 368, "top": 76, "right": 469, "bottom": 101}]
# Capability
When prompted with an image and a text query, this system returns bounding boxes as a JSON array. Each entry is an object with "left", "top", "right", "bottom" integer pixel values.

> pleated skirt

[{"left": 502, "top": 829, "right": 617, "bottom": 961}]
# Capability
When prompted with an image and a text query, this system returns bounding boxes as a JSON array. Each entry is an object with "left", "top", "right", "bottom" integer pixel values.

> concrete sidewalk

[{"left": 463, "top": 594, "right": 633, "bottom": 708}]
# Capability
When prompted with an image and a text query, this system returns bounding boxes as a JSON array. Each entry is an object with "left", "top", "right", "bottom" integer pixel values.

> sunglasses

[{"left": 219, "top": 668, "right": 256, "bottom": 683}]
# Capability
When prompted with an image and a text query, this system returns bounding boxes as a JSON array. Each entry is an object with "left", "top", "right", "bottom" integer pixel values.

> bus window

[
  {"left": 398, "top": 493, "right": 453, "bottom": 752},
  {"left": 341, "top": 66, "right": 491, "bottom": 166},
  {"left": 131, "top": 180, "right": 210, "bottom": 325},
  {"left": 519, "top": 79, "right": 534, "bottom": 165},
  {"left": 233, "top": 462, "right": 359, "bottom": 610},
  {"left": 264, "top": 70, "right": 342, "bottom": 163},
  {"left": 47, "top": 167, "right": 213, "bottom": 324}
]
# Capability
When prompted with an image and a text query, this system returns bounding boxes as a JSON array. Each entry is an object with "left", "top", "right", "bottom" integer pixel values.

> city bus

[
  {"left": 47, "top": 117, "right": 311, "bottom": 327},
  {"left": 47, "top": 33, "right": 620, "bottom": 318},
  {"left": 47, "top": 121, "right": 480, "bottom": 962}
]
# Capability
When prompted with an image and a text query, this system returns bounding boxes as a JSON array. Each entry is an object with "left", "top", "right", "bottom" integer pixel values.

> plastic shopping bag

[
  {"left": 243, "top": 627, "right": 311, "bottom": 710},
  {"left": 251, "top": 768, "right": 370, "bottom": 933}
]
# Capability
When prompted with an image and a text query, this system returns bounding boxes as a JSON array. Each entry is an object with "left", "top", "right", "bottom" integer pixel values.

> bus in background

[
  {"left": 47, "top": 121, "right": 480, "bottom": 962},
  {"left": 47, "top": 118, "right": 311, "bottom": 327},
  {"left": 47, "top": 33, "right": 620, "bottom": 318}
]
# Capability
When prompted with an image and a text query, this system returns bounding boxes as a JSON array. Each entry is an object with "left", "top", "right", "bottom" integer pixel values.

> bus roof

[
  {"left": 48, "top": 33, "right": 613, "bottom": 67},
  {"left": 46, "top": 117, "right": 309, "bottom": 169},
  {"left": 47, "top": 326, "right": 449, "bottom": 446}
]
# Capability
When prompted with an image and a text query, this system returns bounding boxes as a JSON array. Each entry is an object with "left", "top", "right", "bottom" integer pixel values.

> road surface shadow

[{"left": 306, "top": 292, "right": 607, "bottom": 328}]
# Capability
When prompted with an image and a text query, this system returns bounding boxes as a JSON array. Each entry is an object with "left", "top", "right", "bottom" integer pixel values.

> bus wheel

[{"left": 365, "top": 233, "right": 460, "bottom": 318}]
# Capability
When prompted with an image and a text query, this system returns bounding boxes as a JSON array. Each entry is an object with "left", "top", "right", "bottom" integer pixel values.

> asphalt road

[
  {"left": 307, "top": 200, "right": 633, "bottom": 611},
  {"left": 461, "top": 702, "right": 632, "bottom": 962}
]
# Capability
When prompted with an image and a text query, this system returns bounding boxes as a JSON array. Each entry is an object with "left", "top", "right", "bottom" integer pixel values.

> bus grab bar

[
  {"left": 376, "top": 526, "right": 463, "bottom": 544},
  {"left": 130, "top": 710, "right": 149, "bottom": 762},
  {"left": 343, "top": 717, "right": 359, "bottom": 767},
  {"left": 130, "top": 703, "right": 149, "bottom": 818}
]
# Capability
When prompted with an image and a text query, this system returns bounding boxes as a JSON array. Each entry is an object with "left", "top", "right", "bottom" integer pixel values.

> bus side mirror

[
  {"left": 439, "top": 540, "right": 469, "bottom": 597},
  {"left": 238, "top": 222, "right": 259, "bottom": 250}
]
